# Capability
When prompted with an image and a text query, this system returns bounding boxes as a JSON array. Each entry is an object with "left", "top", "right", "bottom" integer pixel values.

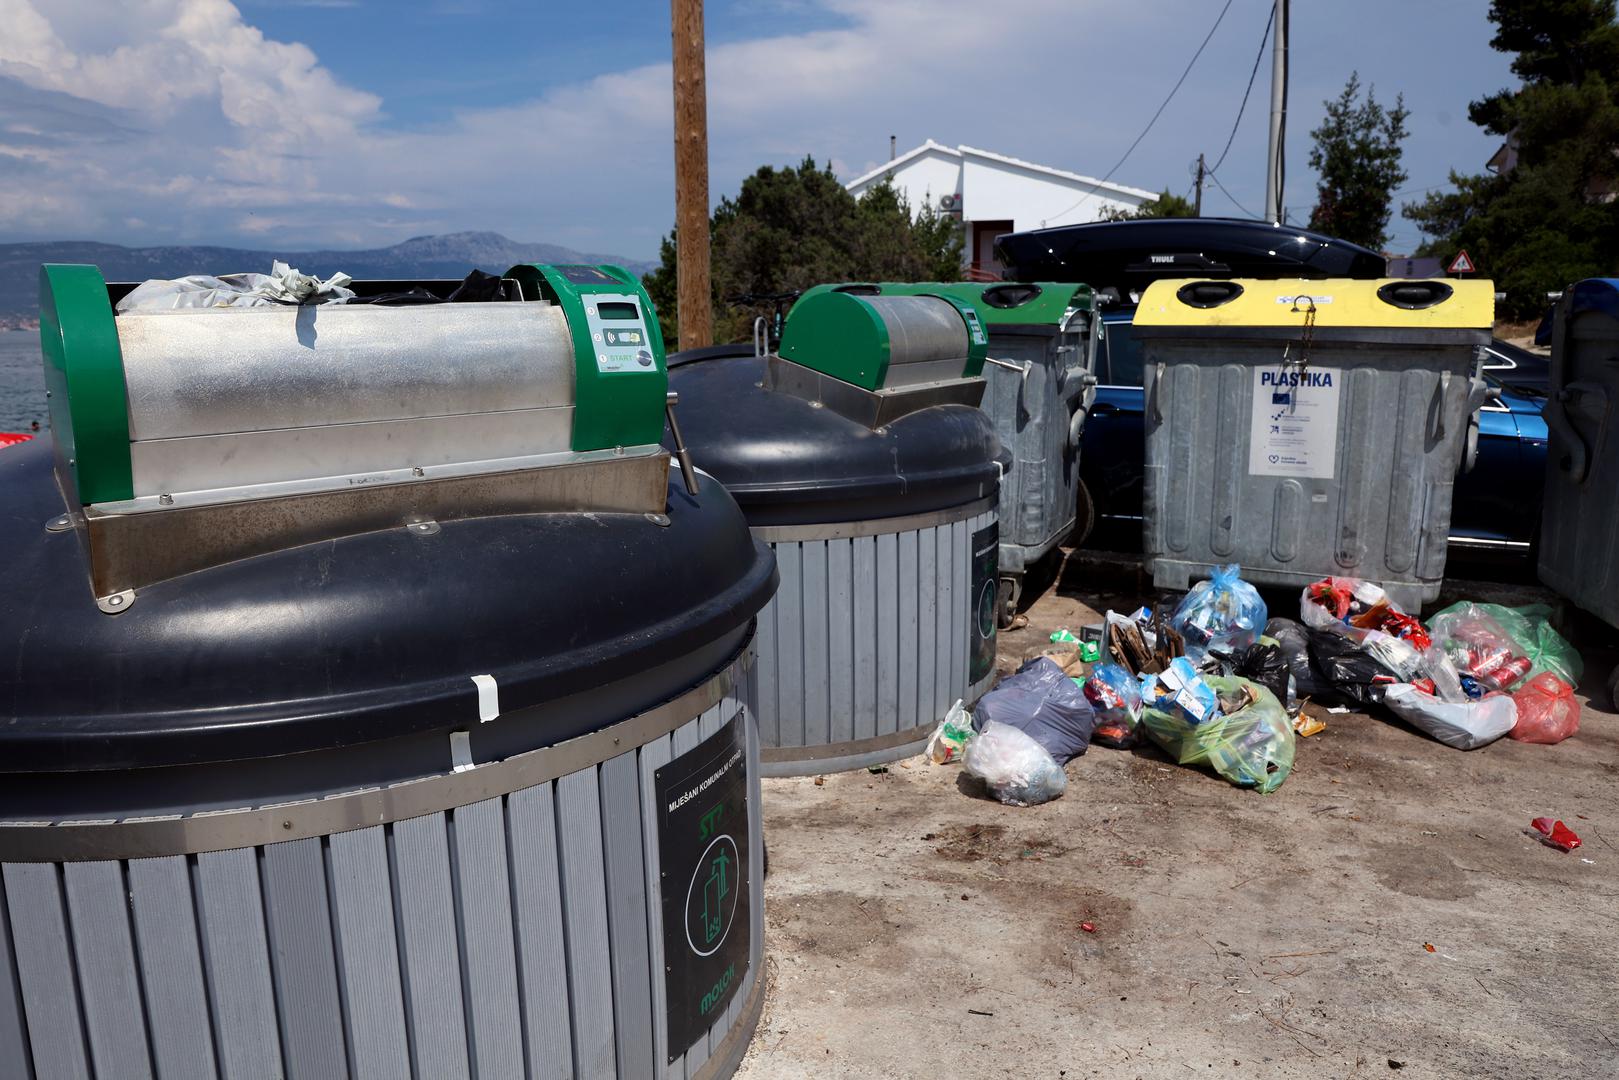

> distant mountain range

[{"left": 0, "top": 232, "right": 656, "bottom": 323}]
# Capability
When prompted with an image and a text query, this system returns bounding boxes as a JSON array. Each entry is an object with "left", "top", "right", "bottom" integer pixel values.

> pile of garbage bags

[
  {"left": 1291, "top": 577, "right": 1582, "bottom": 749},
  {"left": 929, "top": 565, "right": 1585, "bottom": 808}
]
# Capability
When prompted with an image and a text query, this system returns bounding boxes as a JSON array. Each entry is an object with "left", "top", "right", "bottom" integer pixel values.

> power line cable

[
  {"left": 1209, "top": 170, "right": 1257, "bottom": 218},
  {"left": 1210, "top": 3, "right": 1274, "bottom": 174},
  {"left": 1045, "top": 0, "right": 1234, "bottom": 221}
]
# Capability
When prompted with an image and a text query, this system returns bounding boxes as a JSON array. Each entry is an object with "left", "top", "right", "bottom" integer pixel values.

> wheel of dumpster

[
  {"left": 1608, "top": 665, "right": 1619, "bottom": 711},
  {"left": 1072, "top": 478, "right": 1097, "bottom": 547},
  {"left": 996, "top": 577, "right": 1019, "bottom": 629}
]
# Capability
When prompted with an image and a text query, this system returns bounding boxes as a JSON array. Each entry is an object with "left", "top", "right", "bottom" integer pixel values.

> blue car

[{"left": 1078, "top": 310, "right": 1548, "bottom": 558}]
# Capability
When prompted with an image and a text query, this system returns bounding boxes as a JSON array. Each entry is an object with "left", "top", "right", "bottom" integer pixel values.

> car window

[{"left": 1101, "top": 319, "right": 1145, "bottom": 387}]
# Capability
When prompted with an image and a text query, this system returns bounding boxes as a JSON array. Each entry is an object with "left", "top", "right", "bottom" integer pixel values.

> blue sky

[{"left": 0, "top": 0, "right": 1515, "bottom": 259}]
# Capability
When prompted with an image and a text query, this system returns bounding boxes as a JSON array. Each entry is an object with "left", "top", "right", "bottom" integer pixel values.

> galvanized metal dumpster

[
  {"left": 1539, "top": 278, "right": 1619, "bottom": 701},
  {"left": 803, "top": 282, "right": 1097, "bottom": 623},
  {"left": 1134, "top": 277, "right": 1494, "bottom": 611},
  {"left": 1, "top": 262, "right": 777, "bottom": 1079},
  {"left": 668, "top": 289, "right": 1002, "bottom": 776}
]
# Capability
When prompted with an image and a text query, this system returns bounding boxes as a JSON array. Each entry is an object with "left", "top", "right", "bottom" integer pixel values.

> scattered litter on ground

[
  {"left": 1530, "top": 818, "right": 1583, "bottom": 852},
  {"left": 1294, "top": 715, "right": 1326, "bottom": 737},
  {"left": 813, "top": 775, "right": 825, "bottom": 786},
  {"left": 1080, "top": 922, "right": 1096, "bottom": 933}
]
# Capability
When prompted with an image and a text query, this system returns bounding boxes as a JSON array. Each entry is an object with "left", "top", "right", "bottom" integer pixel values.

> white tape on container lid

[{"left": 471, "top": 674, "right": 500, "bottom": 722}]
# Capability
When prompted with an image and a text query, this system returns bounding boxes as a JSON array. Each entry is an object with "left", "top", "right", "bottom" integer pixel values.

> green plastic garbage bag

[
  {"left": 1141, "top": 675, "right": 1296, "bottom": 793},
  {"left": 1430, "top": 602, "right": 1582, "bottom": 686}
]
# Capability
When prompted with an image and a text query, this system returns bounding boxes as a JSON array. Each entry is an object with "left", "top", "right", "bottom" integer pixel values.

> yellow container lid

[{"left": 1133, "top": 277, "right": 1495, "bottom": 331}]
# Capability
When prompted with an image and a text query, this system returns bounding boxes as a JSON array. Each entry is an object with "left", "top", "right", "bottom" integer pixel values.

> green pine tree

[
  {"left": 644, "top": 157, "right": 962, "bottom": 345},
  {"left": 1307, "top": 72, "right": 1411, "bottom": 249},
  {"left": 1403, "top": 0, "right": 1619, "bottom": 317}
]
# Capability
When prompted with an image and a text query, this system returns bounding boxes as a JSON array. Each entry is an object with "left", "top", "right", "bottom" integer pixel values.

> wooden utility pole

[
  {"left": 671, "top": 0, "right": 712, "bottom": 348},
  {"left": 1193, "top": 153, "right": 1205, "bottom": 217}
]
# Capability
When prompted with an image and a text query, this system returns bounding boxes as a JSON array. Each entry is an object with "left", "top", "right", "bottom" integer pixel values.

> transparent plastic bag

[
  {"left": 963, "top": 721, "right": 1067, "bottom": 806},
  {"left": 1300, "top": 577, "right": 1430, "bottom": 648},
  {"left": 1172, "top": 565, "right": 1268, "bottom": 661},
  {"left": 1432, "top": 602, "right": 1582, "bottom": 687},
  {"left": 1081, "top": 663, "right": 1143, "bottom": 748},
  {"left": 927, "top": 699, "right": 974, "bottom": 763},
  {"left": 1509, "top": 673, "right": 1580, "bottom": 744},
  {"left": 1141, "top": 675, "right": 1295, "bottom": 793},
  {"left": 1382, "top": 683, "right": 1517, "bottom": 749},
  {"left": 1427, "top": 606, "right": 1533, "bottom": 694}
]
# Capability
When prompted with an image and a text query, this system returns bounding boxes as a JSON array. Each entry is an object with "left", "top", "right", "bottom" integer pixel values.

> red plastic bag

[{"left": 1509, "top": 673, "right": 1580, "bottom": 744}]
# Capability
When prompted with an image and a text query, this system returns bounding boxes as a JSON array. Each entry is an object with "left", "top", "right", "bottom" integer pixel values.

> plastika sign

[{"left": 1249, "top": 366, "right": 1342, "bottom": 479}]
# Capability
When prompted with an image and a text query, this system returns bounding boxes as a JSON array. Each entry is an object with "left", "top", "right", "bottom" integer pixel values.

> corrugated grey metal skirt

[
  {"left": 752, "top": 497, "right": 1000, "bottom": 777},
  {"left": 0, "top": 646, "right": 765, "bottom": 1080}
]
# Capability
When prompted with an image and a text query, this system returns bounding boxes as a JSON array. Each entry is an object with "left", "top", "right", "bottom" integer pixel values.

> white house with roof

[{"left": 845, "top": 140, "right": 1158, "bottom": 279}]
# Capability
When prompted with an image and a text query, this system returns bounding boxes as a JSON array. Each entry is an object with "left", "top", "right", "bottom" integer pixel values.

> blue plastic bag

[
  {"left": 1082, "top": 662, "right": 1144, "bottom": 748},
  {"left": 1171, "top": 565, "right": 1268, "bottom": 661},
  {"left": 973, "top": 656, "right": 1096, "bottom": 764}
]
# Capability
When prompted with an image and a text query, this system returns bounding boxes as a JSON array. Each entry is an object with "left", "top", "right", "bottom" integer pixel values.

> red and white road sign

[{"left": 1448, "top": 250, "right": 1476, "bottom": 275}]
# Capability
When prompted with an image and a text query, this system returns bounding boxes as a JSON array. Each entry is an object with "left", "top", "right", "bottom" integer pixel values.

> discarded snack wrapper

[
  {"left": 1050, "top": 628, "right": 1080, "bottom": 644},
  {"left": 1294, "top": 714, "right": 1326, "bottom": 737},
  {"left": 1530, "top": 817, "right": 1582, "bottom": 852}
]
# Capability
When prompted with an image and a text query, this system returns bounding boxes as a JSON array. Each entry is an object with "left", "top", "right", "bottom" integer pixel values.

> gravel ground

[{"left": 734, "top": 551, "right": 1619, "bottom": 1080}]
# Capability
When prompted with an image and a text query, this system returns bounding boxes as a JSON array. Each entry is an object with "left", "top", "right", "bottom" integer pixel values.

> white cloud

[{"left": 0, "top": 0, "right": 1514, "bottom": 256}]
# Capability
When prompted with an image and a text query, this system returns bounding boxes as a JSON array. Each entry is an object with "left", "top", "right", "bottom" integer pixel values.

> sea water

[{"left": 0, "top": 330, "right": 47, "bottom": 432}]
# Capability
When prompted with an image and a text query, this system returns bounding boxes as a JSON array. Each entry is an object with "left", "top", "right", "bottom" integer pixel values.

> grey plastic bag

[{"left": 973, "top": 656, "right": 1097, "bottom": 764}]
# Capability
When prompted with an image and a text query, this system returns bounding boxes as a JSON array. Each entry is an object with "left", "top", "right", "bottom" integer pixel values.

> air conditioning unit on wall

[{"left": 939, "top": 193, "right": 962, "bottom": 212}]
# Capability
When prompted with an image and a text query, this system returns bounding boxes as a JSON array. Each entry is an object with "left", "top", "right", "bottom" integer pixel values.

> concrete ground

[{"left": 734, "top": 551, "right": 1619, "bottom": 1080}]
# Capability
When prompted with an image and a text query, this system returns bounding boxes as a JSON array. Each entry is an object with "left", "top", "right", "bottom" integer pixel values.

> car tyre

[{"left": 1072, "top": 478, "right": 1097, "bottom": 548}]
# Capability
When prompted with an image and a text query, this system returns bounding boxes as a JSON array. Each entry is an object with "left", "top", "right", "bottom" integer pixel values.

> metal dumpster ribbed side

[
  {"left": 1144, "top": 353, "right": 1469, "bottom": 609},
  {"left": 753, "top": 501, "right": 998, "bottom": 776},
  {"left": 1540, "top": 279, "right": 1619, "bottom": 631},
  {"left": 0, "top": 651, "right": 765, "bottom": 1080}
]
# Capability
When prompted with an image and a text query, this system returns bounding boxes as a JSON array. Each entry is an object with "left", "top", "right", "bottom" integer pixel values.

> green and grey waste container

[
  {"left": 1, "top": 263, "right": 777, "bottom": 1079},
  {"left": 668, "top": 288, "right": 1002, "bottom": 776},
  {"left": 1134, "top": 277, "right": 1495, "bottom": 611},
  {"left": 1539, "top": 277, "right": 1619, "bottom": 701},
  {"left": 803, "top": 282, "right": 1098, "bottom": 625}
]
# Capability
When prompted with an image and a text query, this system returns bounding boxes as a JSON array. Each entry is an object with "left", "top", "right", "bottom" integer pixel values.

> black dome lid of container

[
  {"left": 665, "top": 354, "right": 1001, "bottom": 527},
  {"left": 0, "top": 437, "right": 777, "bottom": 772}
]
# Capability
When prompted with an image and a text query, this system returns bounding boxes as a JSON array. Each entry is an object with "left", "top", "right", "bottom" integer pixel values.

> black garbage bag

[
  {"left": 1306, "top": 627, "right": 1401, "bottom": 707},
  {"left": 1215, "top": 640, "right": 1292, "bottom": 712},
  {"left": 973, "top": 656, "right": 1097, "bottom": 765},
  {"left": 1265, "top": 618, "right": 1338, "bottom": 703}
]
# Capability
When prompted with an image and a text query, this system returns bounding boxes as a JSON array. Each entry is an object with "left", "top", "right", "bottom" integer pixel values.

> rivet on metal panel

[
  {"left": 645, "top": 513, "right": 672, "bottom": 527},
  {"left": 809, "top": 400, "right": 824, "bottom": 409},
  {"left": 44, "top": 514, "right": 73, "bottom": 534},
  {"left": 412, "top": 466, "right": 425, "bottom": 477},
  {"left": 407, "top": 520, "right": 441, "bottom": 536},
  {"left": 96, "top": 590, "right": 134, "bottom": 614},
  {"left": 614, "top": 445, "right": 625, "bottom": 456},
  {"left": 158, "top": 494, "right": 173, "bottom": 505}
]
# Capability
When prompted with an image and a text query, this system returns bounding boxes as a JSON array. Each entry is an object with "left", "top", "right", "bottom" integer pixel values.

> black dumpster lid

[
  {"left": 666, "top": 354, "right": 1001, "bottom": 527},
  {"left": 0, "top": 437, "right": 776, "bottom": 772}
]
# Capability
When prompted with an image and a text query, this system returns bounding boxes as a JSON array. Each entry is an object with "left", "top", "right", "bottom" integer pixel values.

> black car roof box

[{"left": 993, "top": 218, "right": 1386, "bottom": 290}]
